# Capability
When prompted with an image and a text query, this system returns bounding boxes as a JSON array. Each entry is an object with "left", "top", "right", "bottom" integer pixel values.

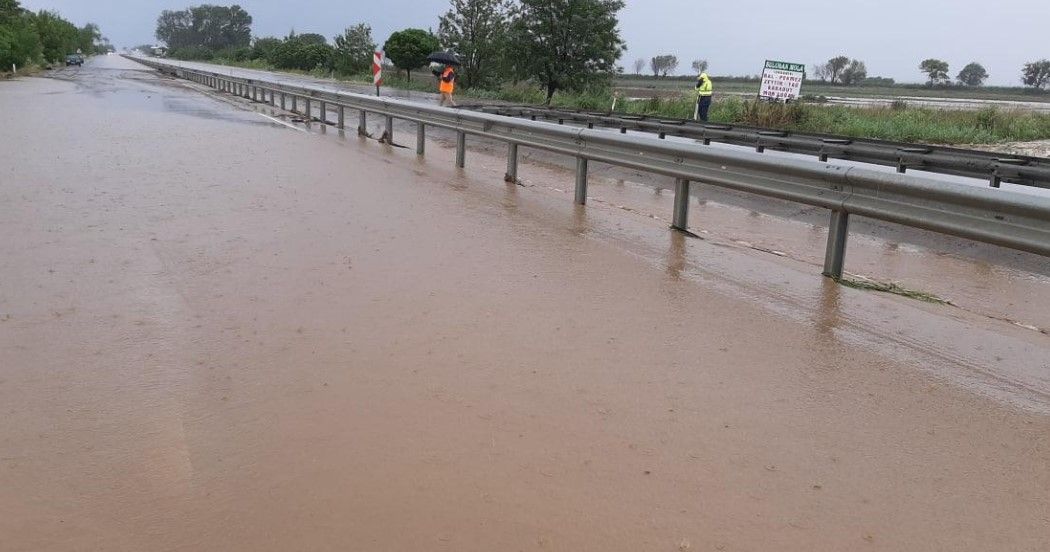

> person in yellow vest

[
  {"left": 694, "top": 72, "right": 713, "bottom": 122},
  {"left": 439, "top": 64, "right": 457, "bottom": 107}
]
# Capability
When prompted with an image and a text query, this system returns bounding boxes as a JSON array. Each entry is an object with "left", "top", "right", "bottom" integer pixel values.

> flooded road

[{"left": 1, "top": 55, "right": 1049, "bottom": 551}]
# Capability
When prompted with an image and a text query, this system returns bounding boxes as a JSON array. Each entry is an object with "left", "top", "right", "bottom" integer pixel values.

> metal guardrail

[
  {"left": 469, "top": 105, "right": 1050, "bottom": 190},
  {"left": 130, "top": 56, "right": 1050, "bottom": 280}
]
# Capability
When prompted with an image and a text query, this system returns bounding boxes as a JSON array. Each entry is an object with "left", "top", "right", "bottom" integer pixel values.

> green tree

[
  {"left": 155, "top": 9, "right": 193, "bottom": 49},
  {"left": 76, "top": 22, "right": 99, "bottom": 54},
  {"left": 919, "top": 58, "right": 950, "bottom": 85},
  {"left": 1, "top": 0, "right": 25, "bottom": 24},
  {"left": 332, "top": 24, "right": 374, "bottom": 75},
  {"left": 294, "top": 32, "right": 326, "bottom": 45},
  {"left": 823, "top": 55, "right": 849, "bottom": 84},
  {"left": 0, "top": 12, "right": 41, "bottom": 69},
  {"left": 956, "top": 62, "right": 988, "bottom": 87},
  {"left": 383, "top": 28, "right": 438, "bottom": 80},
  {"left": 438, "top": 0, "right": 513, "bottom": 89},
  {"left": 839, "top": 59, "right": 867, "bottom": 86},
  {"left": 251, "top": 36, "right": 281, "bottom": 60},
  {"left": 1022, "top": 60, "right": 1050, "bottom": 90},
  {"left": 649, "top": 54, "right": 677, "bottom": 77},
  {"left": 156, "top": 4, "right": 252, "bottom": 51},
  {"left": 32, "top": 10, "right": 79, "bottom": 62},
  {"left": 509, "top": 0, "right": 626, "bottom": 102},
  {"left": 269, "top": 38, "right": 333, "bottom": 71}
]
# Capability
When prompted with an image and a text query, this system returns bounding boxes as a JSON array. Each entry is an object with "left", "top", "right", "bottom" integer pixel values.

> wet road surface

[{"left": 2, "top": 55, "right": 1049, "bottom": 551}]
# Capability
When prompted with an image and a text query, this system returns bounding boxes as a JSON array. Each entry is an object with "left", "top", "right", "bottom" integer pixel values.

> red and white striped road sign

[{"left": 373, "top": 51, "right": 383, "bottom": 86}]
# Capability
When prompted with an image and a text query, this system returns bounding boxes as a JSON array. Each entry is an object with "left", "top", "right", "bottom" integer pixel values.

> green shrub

[
  {"left": 0, "top": 15, "right": 42, "bottom": 68},
  {"left": 269, "top": 40, "right": 333, "bottom": 71},
  {"left": 170, "top": 45, "right": 214, "bottom": 60},
  {"left": 227, "top": 46, "right": 251, "bottom": 62},
  {"left": 32, "top": 10, "right": 79, "bottom": 63},
  {"left": 251, "top": 37, "right": 281, "bottom": 61}
]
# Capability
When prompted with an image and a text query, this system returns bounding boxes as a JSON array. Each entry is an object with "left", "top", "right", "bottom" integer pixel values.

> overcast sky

[{"left": 21, "top": 0, "right": 1049, "bottom": 85}]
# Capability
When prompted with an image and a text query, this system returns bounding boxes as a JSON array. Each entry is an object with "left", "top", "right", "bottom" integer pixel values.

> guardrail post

[
  {"left": 672, "top": 178, "right": 690, "bottom": 231},
  {"left": 280, "top": 93, "right": 286, "bottom": 110},
  {"left": 291, "top": 95, "right": 298, "bottom": 113},
  {"left": 416, "top": 122, "right": 425, "bottom": 155},
  {"left": 305, "top": 98, "right": 312, "bottom": 120},
  {"left": 455, "top": 131, "right": 466, "bottom": 168},
  {"left": 574, "top": 157, "right": 589, "bottom": 205},
  {"left": 319, "top": 101, "right": 327, "bottom": 124},
  {"left": 338, "top": 106, "right": 345, "bottom": 129},
  {"left": 358, "top": 111, "right": 367, "bottom": 135},
  {"left": 822, "top": 210, "right": 850, "bottom": 279},
  {"left": 505, "top": 143, "right": 518, "bottom": 182},
  {"left": 385, "top": 115, "right": 394, "bottom": 142}
]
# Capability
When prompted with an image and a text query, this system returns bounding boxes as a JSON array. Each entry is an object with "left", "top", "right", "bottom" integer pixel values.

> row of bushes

[
  {"left": 167, "top": 31, "right": 370, "bottom": 75},
  {"left": 1, "top": 1, "right": 111, "bottom": 70}
]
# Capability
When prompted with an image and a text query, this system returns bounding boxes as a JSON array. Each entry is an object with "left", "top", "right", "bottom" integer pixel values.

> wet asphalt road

[{"left": 1, "top": 55, "right": 1049, "bottom": 551}]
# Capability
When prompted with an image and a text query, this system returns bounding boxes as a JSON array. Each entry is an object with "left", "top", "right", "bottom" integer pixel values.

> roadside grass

[
  {"left": 837, "top": 277, "right": 953, "bottom": 305},
  {"left": 607, "top": 94, "right": 1050, "bottom": 144},
  {"left": 193, "top": 57, "right": 1050, "bottom": 145},
  {"left": 0, "top": 64, "right": 45, "bottom": 79}
]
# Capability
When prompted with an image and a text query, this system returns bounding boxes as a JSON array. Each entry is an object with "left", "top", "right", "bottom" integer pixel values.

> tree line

[
  {"left": 1, "top": 0, "right": 112, "bottom": 70},
  {"left": 816, "top": 55, "right": 1050, "bottom": 90},
  {"left": 154, "top": 0, "right": 626, "bottom": 102},
  {"left": 630, "top": 52, "right": 1050, "bottom": 92}
]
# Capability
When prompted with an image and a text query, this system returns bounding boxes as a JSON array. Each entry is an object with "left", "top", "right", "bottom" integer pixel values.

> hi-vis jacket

[{"left": 695, "top": 73, "right": 713, "bottom": 97}]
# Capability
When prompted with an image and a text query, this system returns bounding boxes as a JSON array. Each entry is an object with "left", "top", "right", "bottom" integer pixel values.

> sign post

[
  {"left": 759, "top": 60, "right": 805, "bottom": 102},
  {"left": 373, "top": 51, "right": 383, "bottom": 96}
]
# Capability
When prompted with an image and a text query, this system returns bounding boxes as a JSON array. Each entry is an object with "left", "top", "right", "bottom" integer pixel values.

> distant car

[{"left": 65, "top": 54, "right": 84, "bottom": 67}]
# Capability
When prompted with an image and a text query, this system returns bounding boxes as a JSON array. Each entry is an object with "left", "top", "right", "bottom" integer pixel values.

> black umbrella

[{"left": 427, "top": 51, "right": 461, "bottom": 66}]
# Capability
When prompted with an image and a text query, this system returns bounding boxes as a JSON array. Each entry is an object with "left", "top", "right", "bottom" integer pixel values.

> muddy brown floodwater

[{"left": 1, "top": 55, "right": 1048, "bottom": 552}]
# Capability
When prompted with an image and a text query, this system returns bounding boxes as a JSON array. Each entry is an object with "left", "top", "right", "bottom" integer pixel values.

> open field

[{"left": 616, "top": 75, "right": 1050, "bottom": 104}]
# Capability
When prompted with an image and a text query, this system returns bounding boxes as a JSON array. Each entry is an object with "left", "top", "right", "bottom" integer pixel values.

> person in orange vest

[{"left": 438, "top": 64, "right": 457, "bottom": 107}]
